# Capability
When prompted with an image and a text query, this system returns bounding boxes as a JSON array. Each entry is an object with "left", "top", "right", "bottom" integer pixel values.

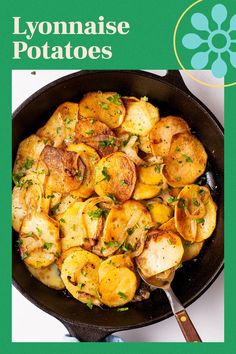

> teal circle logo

[{"left": 182, "top": 3, "right": 236, "bottom": 78}]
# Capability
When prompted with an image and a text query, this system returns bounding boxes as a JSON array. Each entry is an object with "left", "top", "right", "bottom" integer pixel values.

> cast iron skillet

[{"left": 12, "top": 70, "right": 224, "bottom": 342}]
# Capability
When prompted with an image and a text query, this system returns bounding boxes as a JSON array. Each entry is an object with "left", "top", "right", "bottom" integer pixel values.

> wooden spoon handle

[{"left": 175, "top": 309, "right": 202, "bottom": 342}]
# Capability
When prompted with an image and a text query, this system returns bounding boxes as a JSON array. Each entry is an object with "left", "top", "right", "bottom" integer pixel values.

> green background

[{"left": 0, "top": 0, "right": 234, "bottom": 353}]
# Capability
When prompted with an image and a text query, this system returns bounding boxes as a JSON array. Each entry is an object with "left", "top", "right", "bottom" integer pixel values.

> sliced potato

[
  {"left": 40, "top": 146, "right": 84, "bottom": 195},
  {"left": 78, "top": 92, "right": 125, "bottom": 129},
  {"left": 37, "top": 102, "right": 78, "bottom": 147},
  {"left": 175, "top": 184, "right": 217, "bottom": 242},
  {"left": 19, "top": 211, "right": 60, "bottom": 268},
  {"left": 159, "top": 218, "right": 204, "bottom": 261},
  {"left": 27, "top": 263, "right": 65, "bottom": 290},
  {"left": 136, "top": 230, "right": 184, "bottom": 277},
  {"left": 94, "top": 152, "right": 136, "bottom": 202},
  {"left": 56, "top": 246, "right": 83, "bottom": 271},
  {"left": 162, "top": 132, "right": 207, "bottom": 187},
  {"left": 61, "top": 249, "right": 101, "bottom": 306},
  {"left": 121, "top": 99, "right": 159, "bottom": 136},
  {"left": 159, "top": 217, "right": 178, "bottom": 233},
  {"left": 12, "top": 173, "right": 46, "bottom": 232},
  {"left": 94, "top": 200, "right": 152, "bottom": 257},
  {"left": 182, "top": 241, "right": 204, "bottom": 262},
  {"left": 13, "top": 135, "right": 46, "bottom": 183},
  {"left": 138, "top": 164, "right": 163, "bottom": 185},
  {"left": 50, "top": 190, "right": 83, "bottom": 216},
  {"left": 150, "top": 116, "right": 190, "bottom": 157},
  {"left": 75, "top": 118, "right": 118, "bottom": 156},
  {"left": 139, "top": 134, "right": 152, "bottom": 154},
  {"left": 147, "top": 202, "right": 173, "bottom": 225},
  {"left": 98, "top": 254, "right": 134, "bottom": 282},
  {"left": 99, "top": 267, "right": 138, "bottom": 307},
  {"left": 133, "top": 181, "right": 162, "bottom": 200},
  {"left": 55, "top": 201, "right": 87, "bottom": 251},
  {"left": 67, "top": 143, "right": 100, "bottom": 198}
]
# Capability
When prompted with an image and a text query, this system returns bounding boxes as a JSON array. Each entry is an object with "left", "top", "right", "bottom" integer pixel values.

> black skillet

[{"left": 12, "top": 70, "right": 224, "bottom": 342}]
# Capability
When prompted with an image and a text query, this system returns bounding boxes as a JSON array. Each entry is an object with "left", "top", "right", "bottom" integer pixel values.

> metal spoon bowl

[{"left": 137, "top": 268, "right": 202, "bottom": 342}]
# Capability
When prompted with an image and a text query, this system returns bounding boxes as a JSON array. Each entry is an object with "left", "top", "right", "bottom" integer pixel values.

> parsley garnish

[
  {"left": 101, "top": 167, "right": 111, "bottom": 182},
  {"left": 87, "top": 207, "right": 105, "bottom": 220},
  {"left": 117, "top": 291, "right": 128, "bottom": 300},
  {"left": 98, "top": 101, "right": 109, "bottom": 110},
  {"left": 117, "top": 307, "right": 129, "bottom": 312},
  {"left": 36, "top": 227, "right": 43, "bottom": 236},
  {"left": 104, "top": 241, "right": 120, "bottom": 248},
  {"left": 86, "top": 299, "right": 93, "bottom": 309},
  {"left": 59, "top": 218, "right": 66, "bottom": 223},
  {"left": 107, "top": 94, "right": 121, "bottom": 106},
  {"left": 85, "top": 130, "right": 94, "bottom": 136},
  {"left": 120, "top": 180, "right": 128, "bottom": 186},
  {"left": 178, "top": 198, "right": 186, "bottom": 209},
  {"left": 154, "top": 165, "right": 161, "bottom": 173},
  {"left": 43, "top": 242, "right": 53, "bottom": 250},
  {"left": 107, "top": 193, "right": 119, "bottom": 204},
  {"left": 175, "top": 146, "right": 181, "bottom": 152},
  {"left": 196, "top": 218, "right": 205, "bottom": 224},
  {"left": 192, "top": 198, "right": 200, "bottom": 207},
  {"left": 183, "top": 154, "right": 193, "bottom": 163},
  {"left": 23, "top": 158, "right": 34, "bottom": 170},
  {"left": 49, "top": 203, "right": 60, "bottom": 216},
  {"left": 168, "top": 196, "right": 178, "bottom": 203},
  {"left": 99, "top": 138, "right": 116, "bottom": 149}
]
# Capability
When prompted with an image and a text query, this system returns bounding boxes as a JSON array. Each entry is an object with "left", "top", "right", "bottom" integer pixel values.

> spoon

[{"left": 138, "top": 268, "right": 202, "bottom": 342}]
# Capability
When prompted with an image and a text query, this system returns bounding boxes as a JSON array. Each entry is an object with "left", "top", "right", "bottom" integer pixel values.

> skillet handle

[
  {"left": 163, "top": 70, "right": 192, "bottom": 95},
  {"left": 175, "top": 309, "right": 202, "bottom": 342},
  {"left": 60, "top": 320, "right": 112, "bottom": 342}
]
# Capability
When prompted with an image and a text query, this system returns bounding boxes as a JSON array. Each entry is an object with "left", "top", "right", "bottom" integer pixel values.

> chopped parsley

[
  {"left": 107, "top": 94, "right": 121, "bottom": 106},
  {"left": 23, "top": 158, "right": 34, "bottom": 170},
  {"left": 49, "top": 203, "right": 60, "bottom": 216},
  {"left": 192, "top": 198, "right": 200, "bottom": 207},
  {"left": 21, "top": 252, "right": 29, "bottom": 260},
  {"left": 198, "top": 189, "right": 205, "bottom": 197},
  {"left": 86, "top": 299, "right": 93, "bottom": 310},
  {"left": 117, "top": 291, "right": 128, "bottom": 300},
  {"left": 85, "top": 130, "right": 94, "bottom": 136},
  {"left": 16, "top": 239, "right": 23, "bottom": 246},
  {"left": 75, "top": 170, "right": 83, "bottom": 181},
  {"left": 196, "top": 218, "right": 205, "bottom": 224},
  {"left": 183, "top": 154, "right": 193, "bottom": 163},
  {"left": 64, "top": 117, "right": 73, "bottom": 125},
  {"left": 175, "top": 146, "right": 181, "bottom": 152},
  {"left": 117, "top": 307, "right": 129, "bottom": 312},
  {"left": 119, "top": 180, "right": 128, "bottom": 186},
  {"left": 107, "top": 193, "right": 119, "bottom": 204},
  {"left": 59, "top": 218, "right": 66, "bottom": 223},
  {"left": 55, "top": 251, "right": 61, "bottom": 258},
  {"left": 154, "top": 164, "right": 161, "bottom": 173},
  {"left": 104, "top": 241, "right": 120, "bottom": 248},
  {"left": 141, "top": 96, "right": 148, "bottom": 102},
  {"left": 36, "top": 227, "right": 43, "bottom": 236},
  {"left": 43, "top": 242, "right": 53, "bottom": 250},
  {"left": 99, "top": 138, "right": 116, "bottom": 149},
  {"left": 177, "top": 198, "right": 186, "bottom": 209},
  {"left": 56, "top": 127, "right": 62, "bottom": 134},
  {"left": 168, "top": 196, "right": 178, "bottom": 204},
  {"left": 87, "top": 207, "right": 105, "bottom": 220},
  {"left": 98, "top": 101, "right": 109, "bottom": 110},
  {"left": 127, "top": 228, "right": 134, "bottom": 236},
  {"left": 89, "top": 118, "right": 96, "bottom": 123},
  {"left": 101, "top": 167, "right": 111, "bottom": 182},
  {"left": 77, "top": 283, "right": 85, "bottom": 291}
]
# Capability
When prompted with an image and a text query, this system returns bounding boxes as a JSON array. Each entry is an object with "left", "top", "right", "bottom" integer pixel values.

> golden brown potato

[
  {"left": 55, "top": 201, "right": 87, "bottom": 251},
  {"left": 19, "top": 211, "right": 61, "bottom": 268},
  {"left": 56, "top": 246, "right": 82, "bottom": 270},
  {"left": 139, "top": 134, "right": 152, "bottom": 154},
  {"left": 94, "top": 152, "right": 136, "bottom": 202},
  {"left": 175, "top": 184, "right": 217, "bottom": 242},
  {"left": 182, "top": 241, "right": 204, "bottom": 262},
  {"left": 50, "top": 190, "right": 83, "bottom": 216},
  {"left": 98, "top": 254, "right": 134, "bottom": 282},
  {"left": 99, "top": 267, "right": 138, "bottom": 307},
  {"left": 121, "top": 99, "right": 159, "bottom": 136},
  {"left": 13, "top": 135, "right": 46, "bottom": 184},
  {"left": 27, "top": 263, "right": 65, "bottom": 290},
  {"left": 67, "top": 143, "right": 100, "bottom": 198},
  {"left": 61, "top": 249, "right": 101, "bottom": 306},
  {"left": 78, "top": 92, "right": 125, "bottom": 129},
  {"left": 147, "top": 202, "right": 173, "bottom": 225},
  {"left": 138, "top": 164, "right": 163, "bottom": 185},
  {"left": 39, "top": 146, "right": 85, "bottom": 195},
  {"left": 136, "top": 230, "right": 184, "bottom": 277},
  {"left": 37, "top": 102, "right": 79, "bottom": 147},
  {"left": 133, "top": 181, "right": 162, "bottom": 200},
  {"left": 94, "top": 200, "right": 152, "bottom": 257},
  {"left": 162, "top": 132, "right": 207, "bottom": 187},
  {"left": 159, "top": 217, "right": 178, "bottom": 233},
  {"left": 12, "top": 173, "right": 47, "bottom": 232},
  {"left": 150, "top": 116, "right": 190, "bottom": 157},
  {"left": 75, "top": 118, "right": 119, "bottom": 157}
]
